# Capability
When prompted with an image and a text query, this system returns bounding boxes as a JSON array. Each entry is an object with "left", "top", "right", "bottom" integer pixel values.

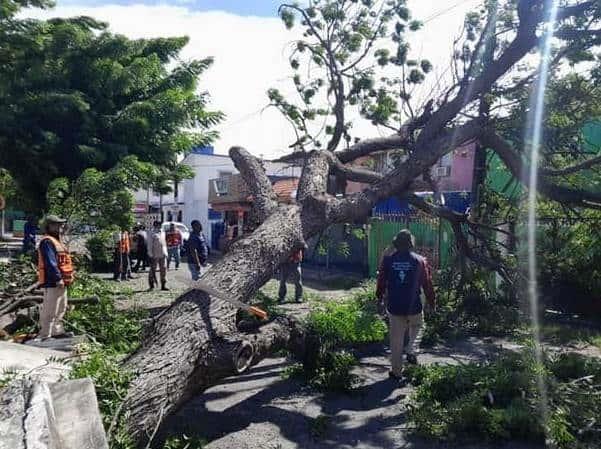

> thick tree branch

[
  {"left": 480, "top": 130, "right": 601, "bottom": 209},
  {"left": 323, "top": 151, "right": 384, "bottom": 184},
  {"left": 229, "top": 146, "right": 278, "bottom": 222},
  {"left": 540, "top": 153, "right": 601, "bottom": 176},
  {"left": 327, "top": 120, "right": 483, "bottom": 222},
  {"left": 407, "top": 194, "right": 513, "bottom": 283},
  {"left": 297, "top": 151, "right": 329, "bottom": 203}
]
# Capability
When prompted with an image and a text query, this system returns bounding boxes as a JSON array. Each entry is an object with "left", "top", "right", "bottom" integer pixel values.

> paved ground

[{"left": 165, "top": 339, "right": 539, "bottom": 449}]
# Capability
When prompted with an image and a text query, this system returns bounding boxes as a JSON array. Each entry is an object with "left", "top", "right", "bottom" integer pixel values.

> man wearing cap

[
  {"left": 36, "top": 215, "right": 75, "bottom": 340},
  {"left": 376, "top": 229, "right": 436, "bottom": 381}
]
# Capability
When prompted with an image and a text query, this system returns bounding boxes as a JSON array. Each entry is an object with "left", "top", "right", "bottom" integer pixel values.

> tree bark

[{"left": 121, "top": 205, "right": 313, "bottom": 444}]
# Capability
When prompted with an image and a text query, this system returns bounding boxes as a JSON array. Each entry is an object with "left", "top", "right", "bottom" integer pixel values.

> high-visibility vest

[
  {"left": 37, "top": 235, "right": 75, "bottom": 286},
  {"left": 118, "top": 231, "right": 130, "bottom": 253}
]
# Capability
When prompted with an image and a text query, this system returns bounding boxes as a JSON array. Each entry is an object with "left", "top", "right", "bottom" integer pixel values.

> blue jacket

[
  {"left": 378, "top": 251, "right": 433, "bottom": 316},
  {"left": 188, "top": 232, "right": 208, "bottom": 265},
  {"left": 39, "top": 238, "right": 62, "bottom": 288}
]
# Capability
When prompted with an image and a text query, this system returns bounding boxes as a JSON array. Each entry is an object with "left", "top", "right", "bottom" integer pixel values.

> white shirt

[{"left": 147, "top": 229, "right": 167, "bottom": 259}]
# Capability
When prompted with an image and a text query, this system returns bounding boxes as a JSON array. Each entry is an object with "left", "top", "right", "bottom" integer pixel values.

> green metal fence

[{"left": 368, "top": 215, "right": 455, "bottom": 276}]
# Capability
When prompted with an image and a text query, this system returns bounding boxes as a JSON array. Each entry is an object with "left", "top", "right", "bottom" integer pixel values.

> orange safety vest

[
  {"left": 37, "top": 235, "right": 75, "bottom": 286},
  {"left": 118, "top": 231, "right": 130, "bottom": 253}
]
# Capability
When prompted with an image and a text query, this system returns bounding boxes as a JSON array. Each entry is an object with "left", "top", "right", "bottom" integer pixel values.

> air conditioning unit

[
  {"left": 434, "top": 166, "right": 451, "bottom": 177},
  {"left": 213, "top": 178, "right": 229, "bottom": 196}
]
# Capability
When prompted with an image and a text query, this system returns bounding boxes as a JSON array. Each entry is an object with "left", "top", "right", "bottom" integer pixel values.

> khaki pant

[
  {"left": 39, "top": 286, "right": 68, "bottom": 338},
  {"left": 388, "top": 312, "right": 422, "bottom": 377},
  {"left": 149, "top": 257, "right": 166, "bottom": 287}
]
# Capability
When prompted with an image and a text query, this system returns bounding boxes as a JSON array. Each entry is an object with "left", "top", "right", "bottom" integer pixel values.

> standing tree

[
  {"left": 52, "top": 0, "right": 596, "bottom": 445},
  {"left": 0, "top": 0, "right": 223, "bottom": 210}
]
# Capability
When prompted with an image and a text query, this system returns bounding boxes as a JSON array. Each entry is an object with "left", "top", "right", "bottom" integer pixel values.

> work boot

[{"left": 161, "top": 283, "right": 169, "bottom": 291}]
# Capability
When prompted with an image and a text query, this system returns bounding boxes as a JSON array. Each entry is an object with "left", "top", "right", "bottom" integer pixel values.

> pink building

[
  {"left": 431, "top": 141, "right": 477, "bottom": 192},
  {"left": 344, "top": 140, "right": 477, "bottom": 195}
]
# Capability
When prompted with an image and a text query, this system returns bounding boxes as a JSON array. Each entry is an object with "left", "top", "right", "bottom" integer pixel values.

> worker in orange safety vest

[{"left": 36, "top": 215, "right": 75, "bottom": 340}]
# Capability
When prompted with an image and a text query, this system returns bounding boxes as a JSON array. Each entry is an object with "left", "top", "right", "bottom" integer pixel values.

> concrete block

[
  {"left": 0, "top": 341, "right": 70, "bottom": 383},
  {"left": 0, "top": 377, "right": 108, "bottom": 449},
  {"left": 50, "top": 378, "right": 109, "bottom": 449}
]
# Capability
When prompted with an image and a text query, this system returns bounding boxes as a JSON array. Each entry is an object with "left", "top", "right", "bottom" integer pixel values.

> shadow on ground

[{"left": 162, "top": 339, "right": 542, "bottom": 449}]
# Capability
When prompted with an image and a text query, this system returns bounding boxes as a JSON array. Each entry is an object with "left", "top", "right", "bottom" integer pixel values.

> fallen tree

[{"left": 113, "top": 0, "right": 601, "bottom": 445}]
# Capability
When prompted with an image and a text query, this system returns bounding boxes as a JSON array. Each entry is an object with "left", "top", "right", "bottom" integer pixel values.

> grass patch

[
  {"left": 284, "top": 349, "right": 358, "bottom": 392},
  {"left": 405, "top": 348, "right": 601, "bottom": 448}
]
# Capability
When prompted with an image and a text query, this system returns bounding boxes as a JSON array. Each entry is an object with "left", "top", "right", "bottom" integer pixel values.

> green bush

[
  {"left": 405, "top": 349, "right": 601, "bottom": 448},
  {"left": 285, "top": 349, "right": 358, "bottom": 392},
  {"left": 86, "top": 229, "right": 117, "bottom": 272},
  {"left": 422, "top": 267, "right": 521, "bottom": 345},
  {"left": 307, "top": 282, "right": 387, "bottom": 346}
]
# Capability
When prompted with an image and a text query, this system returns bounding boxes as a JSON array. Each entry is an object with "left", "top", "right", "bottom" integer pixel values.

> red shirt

[{"left": 166, "top": 231, "right": 182, "bottom": 248}]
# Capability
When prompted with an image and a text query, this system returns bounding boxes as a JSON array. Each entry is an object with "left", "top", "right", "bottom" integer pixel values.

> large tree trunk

[{"left": 122, "top": 205, "right": 313, "bottom": 444}]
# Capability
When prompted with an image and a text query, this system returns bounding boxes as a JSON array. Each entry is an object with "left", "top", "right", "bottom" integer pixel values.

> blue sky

[{"left": 57, "top": 0, "right": 284, "bottom": 16}]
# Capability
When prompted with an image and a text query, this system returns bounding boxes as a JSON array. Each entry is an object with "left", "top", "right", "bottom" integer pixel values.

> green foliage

[
  {"left": 66, "top": 272, "right": 145, "bottom": 353},
  {"left": 308, "top": 415, "right": 331, "bottom": 439},
  {"left": 285, "top": 285, "right": 384, "bottom": 392},
  {"left": 406, "top": 349, "right": 601, "bottom": 448},
  {"left": 163, "top": 435, "right": 206, "bottom": 449},
  {"left": 85, "top": 229, "right": 118, "bottom": 272},
  {"left": 285, "top": 349, "right": 358, "bottom": 393},
  {"left": 0, "top": 1, "right": 223, "bottom": 210},
  {"left": 274, "top": 0, "right": 431, "bottom": 149},
  {"left": 69, "top": 346, "right": 133, "bottom": 429},
  {"left": 422, "top": 267, "right": 521, "bottom": 345},
  {"left": 307, "top": 283, "right": 386, "bottom": 345},
  {"left": 539, "top": 324, "right": 601, "bottom": 350}
]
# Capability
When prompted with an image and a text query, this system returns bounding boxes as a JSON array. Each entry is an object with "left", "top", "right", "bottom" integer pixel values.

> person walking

[
  {"left": 376, "top": 229, "right": 436, "bottom": 381},
  {"left": 36, "top": 215, "right": 75, "bottom": 340},
  {"left": 278, "top": 244, "right": 306, "bottom": 303},
  {"left": 147, "top": 221, "right": 168, "bottom": 291},
  {"left": 22, "top": 216, "right": 37, "bottom": 255},
  {"left": 187, "top": 220, "right": 208, "bottom": 281},
  {"left": 132, "top": 224, "right": 148, "bottom": 272},
  {"left": 166, "top": 223, "right": 182, "bottom": 270},
  {"left": 113, "top": 228, "right": 132, "bottom": 281}
]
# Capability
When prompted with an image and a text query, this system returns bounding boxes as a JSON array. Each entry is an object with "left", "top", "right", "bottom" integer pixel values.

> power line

[{"left": 423, "top": 0, "right": 479, "bottom": 24}]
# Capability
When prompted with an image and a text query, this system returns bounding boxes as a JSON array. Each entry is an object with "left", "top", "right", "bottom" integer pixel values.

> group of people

[
  {"left": 33, "top": 213, "right": 434, "bottom": 382},
  {"left": 112, "top": 220, "right": 210, "bottom": 290}
]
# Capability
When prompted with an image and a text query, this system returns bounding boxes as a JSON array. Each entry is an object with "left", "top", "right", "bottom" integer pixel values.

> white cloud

[{"left": 23, "top": 0, "right": 481, "bottom": 159}]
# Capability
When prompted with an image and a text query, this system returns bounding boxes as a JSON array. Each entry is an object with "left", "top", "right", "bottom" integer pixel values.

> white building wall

[{"left": 133, "top": 153, "right": 302, "bottom": 246}]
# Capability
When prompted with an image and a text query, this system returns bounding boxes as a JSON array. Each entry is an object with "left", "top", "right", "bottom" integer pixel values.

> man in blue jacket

[
  {"left": 376, "top": 229, "right": 436, "bottom": 380},
  {"left": 187, "top": 220, "right": 208, "bottom": 281},
  {"left": 36, "top": 215, "right": 75, "bottom": 340}
]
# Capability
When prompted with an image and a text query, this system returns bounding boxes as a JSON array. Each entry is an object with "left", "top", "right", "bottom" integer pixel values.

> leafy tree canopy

[{"left": 0, "top": 0, "right": 223, "bottom": 210}]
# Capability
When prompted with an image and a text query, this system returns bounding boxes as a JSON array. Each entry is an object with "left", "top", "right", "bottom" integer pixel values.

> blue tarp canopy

[{"left": 373, "top": 191, "right": 472, "bottom": 215}]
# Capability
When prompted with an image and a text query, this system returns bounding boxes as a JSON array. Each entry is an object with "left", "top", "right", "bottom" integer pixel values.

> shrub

[
  {"left": 405, "top": 349, "right": 601, "bottom": 448},
  {"left": 285, "top": 349, "right": 358, "bottom": 392},
  {"left": 307, "top": 282, "right": 387, "bottom": 346},
  {"left": 86, "top": 228, "right": 118, "bottom": 272},
  {"left": 422, "top": 267, "right": 521, "bottom": 345}
]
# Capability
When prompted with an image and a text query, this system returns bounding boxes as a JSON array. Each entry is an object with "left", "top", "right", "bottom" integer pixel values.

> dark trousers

[
  {"left": 278, "top": 262, "right": 303, "bottom": 301},
  {"left": 113, "top": 250, "right": 131, "bottom": 280},
  {"left": 133, "top": 247, "right": 148, "bottom": 272}
]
